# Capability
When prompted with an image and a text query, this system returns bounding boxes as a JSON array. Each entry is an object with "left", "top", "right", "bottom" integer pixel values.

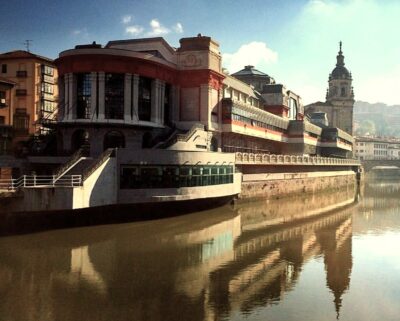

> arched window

[
  {"left": 142, "top": 132, "right": 152, "bottom": 148},
  {"left": 341, "top": 87, "right": 346, "bottom": 97},
  {"left": 71, "top": 129, "right": 89, "bottom": 152},
  {"left": 103, "top": 131, "right": 125, "bottom": 150},
  {"left": 210, "top": 137, "right": 218, "bottom": 152}
]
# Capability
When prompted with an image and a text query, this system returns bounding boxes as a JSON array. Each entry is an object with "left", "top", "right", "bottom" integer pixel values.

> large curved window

[
  {"left": 104, "top": 130, "right": 125, "bottom": 150},
  {"left": 76, "top": 73, "right": 91, "bottom": 119},
  {"left": 71, "top": 129, "right": 89, "bottom": 152},
  {"left": 105, "top": 73, "right": 124, "bottom": 119},
  {"left": 138, "top": 77, "right": 152, "bottom": 121}
]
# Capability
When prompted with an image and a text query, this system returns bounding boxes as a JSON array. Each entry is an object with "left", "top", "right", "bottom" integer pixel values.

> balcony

[
  {"left": 16, "top": 89, "right": 27, "bottom": 96},
  {"left": 16, "top": 70, "right": 27, "bottom": 78}
]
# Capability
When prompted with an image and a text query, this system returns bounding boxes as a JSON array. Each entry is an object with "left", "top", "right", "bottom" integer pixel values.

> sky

[{"left": 1, "top": 0, "right": 399, "bottom": 105}]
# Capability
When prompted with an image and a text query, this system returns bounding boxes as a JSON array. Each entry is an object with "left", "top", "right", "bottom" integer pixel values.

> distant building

[
  {"left": 305, "top": 42, "right": 354, "bottom": 135},
  {"left": 0, "top": 50, "right": 58, "bottom": 151},
  {"left": 355, "top": 136, "right": 400, "bottom": 160},
  {"left": 0, "top": 77, "right": 15, "bottom": 155}
]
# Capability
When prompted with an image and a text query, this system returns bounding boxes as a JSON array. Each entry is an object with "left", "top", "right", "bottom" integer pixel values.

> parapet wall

[{"left": 239, "top": 170, "right": 356, "bottom": 200}]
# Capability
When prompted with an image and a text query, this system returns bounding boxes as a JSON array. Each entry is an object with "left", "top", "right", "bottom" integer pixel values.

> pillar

[
  {"left": 64, "top": 73, "right": 71, "bottom": 120},
  {"left": 124, "top": 73, "right": 132, "bottom": 122},
  {"left": 132, "top": 74, "right": 139, "bottom": 122},
  {"left": 159, "top": 80, "right": 165, "bottom": 124},
  {"left": 90, "top": 72, "right": 97, "bottom": 120},
  {"left": 151, "top": 79, "right": 159, "bottom": 123},
  {"left": 58, "top": 76, "right": 65, "bottom": 121},
  {"left": 69, "top": 74, "right": 77, "bottom": 120},
  {"left": 200, "top": 84, "right": 212, "bottom": 126},
  {"left": 170, "top": 85, "right": 180, "bottom": 122},
  {"left": 98, "top": 72, "right": 105, "bottom": 120}
]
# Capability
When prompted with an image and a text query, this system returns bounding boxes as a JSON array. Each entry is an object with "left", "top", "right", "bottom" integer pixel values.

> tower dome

[{"left": 329, "top": 41, "right": 351, "bottom": 80}]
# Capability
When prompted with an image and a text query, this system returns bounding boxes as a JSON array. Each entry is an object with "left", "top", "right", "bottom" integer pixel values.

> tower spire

[{"left": 336, "top": 41, "right": 345, "bottom": 67}]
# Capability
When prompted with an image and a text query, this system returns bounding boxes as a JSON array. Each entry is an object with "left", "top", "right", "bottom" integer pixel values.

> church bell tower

[{"left": 326, "top": 42, "right": 355, "bottom": 135}]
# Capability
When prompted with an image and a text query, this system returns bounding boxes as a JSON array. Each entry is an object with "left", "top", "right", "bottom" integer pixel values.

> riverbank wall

[{"left": 238, "top": 170, "right": 356, "bottom": 200}]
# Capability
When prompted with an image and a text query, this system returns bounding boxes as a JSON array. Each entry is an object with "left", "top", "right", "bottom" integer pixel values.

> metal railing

[
  {"left": 52, "top": 147, "right": 88, "bottom": 179},
  {"left": 235, "top": 152, "right": 361, "bottom": 166},
  {"left": 0, "top": 175, "right": 82, "bottom": 191}
]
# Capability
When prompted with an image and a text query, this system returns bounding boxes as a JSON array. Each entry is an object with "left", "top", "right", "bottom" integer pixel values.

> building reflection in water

[{"left": 0, "top": 186, "right": 359, "bottom": 321}]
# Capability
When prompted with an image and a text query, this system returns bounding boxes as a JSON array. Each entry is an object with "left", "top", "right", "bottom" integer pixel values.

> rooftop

[
  {"left": 0, "top": 50, "right": 54, "bottom": 63},
  {"left": 232, "top": 65, "right": 271, "bottom": 77}
]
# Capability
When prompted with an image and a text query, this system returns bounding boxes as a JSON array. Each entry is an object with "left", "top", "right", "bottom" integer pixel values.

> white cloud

[
  {"left": 222, "top": 42, "right": 278, "bottom": 74},
  {"left": 71, "top": 28, "right": 89, "bottom": 37},
  {"left": 173, "top": 22, "right": 183, "bottom": 33},
  {"left": 146, "top": 19, "right": 170, "bottom": 36},
  {"left": 125, "top": 25, "right": 144, "bottom": 36},
  {"left": 121, "top": 15, "right": 132, "bottom": 24},
  {"left": 356, "top": 65, "right": 400, "bottom": 105}
]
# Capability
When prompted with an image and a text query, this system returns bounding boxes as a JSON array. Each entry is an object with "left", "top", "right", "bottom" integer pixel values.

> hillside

[{"left": 354, "top": 101, "right": 400, "bottom": 137}]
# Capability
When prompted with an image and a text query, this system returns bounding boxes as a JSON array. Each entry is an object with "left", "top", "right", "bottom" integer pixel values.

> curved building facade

[{"left": 55, "top": 36, "right": 224, "bottom": 156}]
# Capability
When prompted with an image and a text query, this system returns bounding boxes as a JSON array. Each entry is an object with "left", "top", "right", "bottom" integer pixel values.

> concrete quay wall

[{"left": 238, "top": 170, "right": 356, "bottom": 200}]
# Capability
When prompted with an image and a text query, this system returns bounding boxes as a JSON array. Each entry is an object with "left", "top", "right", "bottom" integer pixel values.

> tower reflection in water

[{"left": 0, "top": 186, "right": 358, "bottom": 321}]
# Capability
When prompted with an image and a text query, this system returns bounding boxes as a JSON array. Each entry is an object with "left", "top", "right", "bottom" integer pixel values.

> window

[
  {"left": 41, "top": 65, "right": 54, "bottom": 76},
  {"left": 16, "top": 70, "right": 27, "bottom": 77},
  {"left": 138, "top": 77, "right": 152, "bottom": 121},
  {"left": 41, "top": 99, "right": 56, "bottom": 113},
  {"left": 0, "top": 91, "right": 5, "bottom": 107},
  {"left": 41, "top": 83, "right": 54, "bottom": 94},
  {"left": 16, "top": 89, "right": 27, "bottom": 96},
  {"left": 76, "top": 73, "right": 91, "bottom": 119},
  {"left": 341, "top": 87, "right": 346, "bottom": 96},
  {"left": 1, "top": 64, "right": 6, "bottom": 74},
  {"left": 13, "top": 109, "right": 29, "bottom": 135},
  {"left": 288, "top": 97, "right": 298, "bottom": 120},
  {"left": 120, "top": 165, "right": 234, "bottom": 189},
  {"left": 0, "top": 116, "right": 5, "bottom": 124},
  {"left": 104, "top": 73, "right": 124, "bottom": 119}
]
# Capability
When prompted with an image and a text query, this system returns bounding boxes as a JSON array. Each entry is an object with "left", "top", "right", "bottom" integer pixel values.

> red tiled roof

[{"left": 0, "top": 50, "right": 54, "bottom": 63}]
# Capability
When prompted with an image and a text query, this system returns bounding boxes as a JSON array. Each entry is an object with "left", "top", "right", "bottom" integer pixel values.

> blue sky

[{"left": 1, "top": 0, "right": 399, "bottom": 105}]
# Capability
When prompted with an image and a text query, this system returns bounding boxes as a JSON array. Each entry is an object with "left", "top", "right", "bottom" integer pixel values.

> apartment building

[{"left": 0, "top": 50, "right": 58, "bottom": 152}]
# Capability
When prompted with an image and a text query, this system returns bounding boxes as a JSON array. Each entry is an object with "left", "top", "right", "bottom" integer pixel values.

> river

[{"left": 0, "top": 180, "right": 399, "bottom": 321}]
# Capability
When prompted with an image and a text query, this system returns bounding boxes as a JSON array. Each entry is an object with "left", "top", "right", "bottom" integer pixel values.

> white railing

[
  {"left": 235, "top": 152, "right": 361, "bottom": 166},
  {"left": 0, "top": 175, "right": 82, "bottom": 191}
]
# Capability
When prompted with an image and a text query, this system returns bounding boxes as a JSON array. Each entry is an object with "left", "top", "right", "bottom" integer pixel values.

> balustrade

[{"left": 235, "top": 152, "right": 360, "bottom": 166}]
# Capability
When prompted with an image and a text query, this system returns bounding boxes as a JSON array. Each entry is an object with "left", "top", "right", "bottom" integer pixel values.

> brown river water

[{"left": 0, "top": 180, "right": 399, "bottom": 321}]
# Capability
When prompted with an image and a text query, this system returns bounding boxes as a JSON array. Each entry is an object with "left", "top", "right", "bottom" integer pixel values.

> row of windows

[
  {"left": 374, "top": 143, "right": 388, "bottom": 149},
  {"left": 120, "top": 165, "right": 234, "bottom": 189},
  {"left": 223, "top": 88, "right": 259, "bottom": 108},
  {"left": 72, "top": 73, "right": 171, "bottom": 123},
  {"left": 230, "top": 113, "right": 285, "bottom": 133},
  {"left": 1, "top": 64, "right": 54, "bottom": 76},
  {"left": 374, "top": 150, "right": 388, "bottom": 155}
]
